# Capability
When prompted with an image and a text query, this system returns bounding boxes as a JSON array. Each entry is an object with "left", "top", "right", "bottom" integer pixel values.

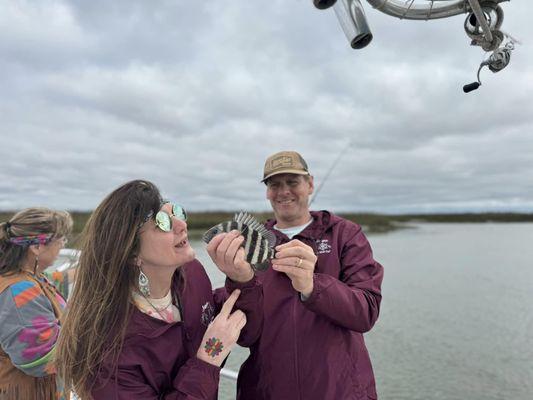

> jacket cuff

[
  {"left": 301, "top": 273, "right": 334, "bottom": 307},
  {"left": 173, "top": 357, "right": 220, "bottom": 397},
  {"left": 190, "top": 356, "right": 221, "bottom": 376},
  {"left": 225, "top": 274, "right": 260, "bottom": 291}
]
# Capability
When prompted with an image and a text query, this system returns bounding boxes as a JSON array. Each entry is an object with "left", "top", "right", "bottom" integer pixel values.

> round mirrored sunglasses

[{"left": 155, "top": 203, "right": 187, "bottom": 232}]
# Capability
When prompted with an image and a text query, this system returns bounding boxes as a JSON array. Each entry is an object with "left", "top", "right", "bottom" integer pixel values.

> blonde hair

[{"left": 0, "top": 207, "right": 73, "bottom": 275}]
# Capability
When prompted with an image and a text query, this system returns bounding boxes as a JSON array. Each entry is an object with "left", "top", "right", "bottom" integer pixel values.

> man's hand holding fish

[
  {"left": 271, "top": 239, "right": 317, "bottom": 298},
  {"left": 206, "top": 230, "right": 255, "bottom": 283}
]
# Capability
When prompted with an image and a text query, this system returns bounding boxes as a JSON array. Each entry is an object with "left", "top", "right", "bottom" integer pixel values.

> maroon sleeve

[
  {"left": 169, "top": 357, "right": 220, "bottom": 399},
  {"left": 302, "top": 225, "right": 383, "bottom": 333},
  {"left": 213, "top": 275, "right": 263, "bottom": 347},
  {"left": 91, "top": 357, "right": 220, "bottom": 400}
]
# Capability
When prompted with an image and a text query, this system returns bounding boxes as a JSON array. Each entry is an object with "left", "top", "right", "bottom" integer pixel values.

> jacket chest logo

[
  {"left": 315, "top": 239, "right": 332, "bottom": 254},
  {"left": 201, "top": 302, "right": 215, "bottom": 326}
]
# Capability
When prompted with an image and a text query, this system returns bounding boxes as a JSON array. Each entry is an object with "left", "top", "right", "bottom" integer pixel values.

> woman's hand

[
  {"left": 271, "top": 239, "right": 317, "bottom": 298},
  {"left": 207, "top": 231, "right": 254, "bottom": 283},
  {"left": 196, "top": 289, "right": 246, "bottom": 367}
]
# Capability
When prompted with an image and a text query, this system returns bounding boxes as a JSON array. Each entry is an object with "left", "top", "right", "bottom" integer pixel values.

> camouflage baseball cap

[{"left": 262, "top": 151, "right": 310, "bottom": 182}]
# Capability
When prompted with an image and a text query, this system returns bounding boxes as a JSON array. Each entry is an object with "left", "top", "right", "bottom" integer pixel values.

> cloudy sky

[{"left": 1, "top": 0, "right": 531, "bottom": 213}]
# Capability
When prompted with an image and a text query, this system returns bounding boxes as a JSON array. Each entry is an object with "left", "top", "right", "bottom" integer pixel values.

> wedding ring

[{"left": 296, "top": 257, "right": 303, "bottom": 267}]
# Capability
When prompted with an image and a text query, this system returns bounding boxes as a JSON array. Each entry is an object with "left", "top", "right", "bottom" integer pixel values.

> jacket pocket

[
  {"left": 348, "top": 358, "right": 378, "bottom": 400},
  {"left": 342, "top": 350, "right": 367, "bottom": 400}
]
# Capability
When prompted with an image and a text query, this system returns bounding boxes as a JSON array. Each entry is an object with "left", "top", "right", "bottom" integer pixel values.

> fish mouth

[{"left": 202, "top": 228, "right": 218, "bottom": 244}]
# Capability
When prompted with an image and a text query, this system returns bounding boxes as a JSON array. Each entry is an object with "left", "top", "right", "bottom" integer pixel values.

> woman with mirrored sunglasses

[{"left": 56, "top": 180, "right": 262, "bottom": 400}]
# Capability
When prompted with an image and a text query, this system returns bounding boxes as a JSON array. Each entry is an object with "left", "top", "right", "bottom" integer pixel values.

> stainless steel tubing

[
  {"left": 334, "top": 0, "right": 373, "bottom": 49},
  {"left": 466, "top": 0, "right": 493, "bottom": 42},
  {"left": 365, "top": 0, "right": 469, "bottom": 20}
]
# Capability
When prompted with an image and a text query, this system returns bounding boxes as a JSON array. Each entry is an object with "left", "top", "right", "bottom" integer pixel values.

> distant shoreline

[
  {"left": 347, "top": 212, "right": 533, "bottom": 234},
  {"left": 2, "top": 211, "right": 533, "bottom": 241}
]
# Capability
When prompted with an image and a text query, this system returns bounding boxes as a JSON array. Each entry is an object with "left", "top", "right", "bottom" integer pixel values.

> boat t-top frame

[{"left": 313, "top": 0, "right": 518, "bottom": 92}]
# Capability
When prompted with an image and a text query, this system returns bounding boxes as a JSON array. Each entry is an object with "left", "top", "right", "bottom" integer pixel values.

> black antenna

[{"left": 309, "top": 139, "right": 352, "bottom": 206}]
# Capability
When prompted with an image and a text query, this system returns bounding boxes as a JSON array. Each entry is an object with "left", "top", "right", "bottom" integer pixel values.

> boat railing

[{"left": 221, "top": 368, "right": 238, "bottom": 381}]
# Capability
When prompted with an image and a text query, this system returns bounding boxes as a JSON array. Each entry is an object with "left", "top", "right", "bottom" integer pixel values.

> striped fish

[{"left": 202, "top": 212, "right": 276, "bottom": 271}]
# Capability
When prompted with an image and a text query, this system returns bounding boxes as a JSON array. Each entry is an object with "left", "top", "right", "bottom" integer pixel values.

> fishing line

[{"left": 309, "top": 139, "right": 352, "bottom": 206}]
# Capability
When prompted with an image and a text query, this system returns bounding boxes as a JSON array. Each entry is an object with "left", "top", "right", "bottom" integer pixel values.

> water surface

[{"left": 193, "top": 223, "right": 533, "bottom": 400}]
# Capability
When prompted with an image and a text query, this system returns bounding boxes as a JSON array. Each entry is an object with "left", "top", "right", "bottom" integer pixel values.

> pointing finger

[{"left": 219, "top": 289, "right": 241, "bottom": 317}]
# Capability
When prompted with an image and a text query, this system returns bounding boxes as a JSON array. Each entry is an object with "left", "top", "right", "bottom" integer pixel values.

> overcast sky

[{"left": 0, "top": 0, "right": 531, "bottom": 213}]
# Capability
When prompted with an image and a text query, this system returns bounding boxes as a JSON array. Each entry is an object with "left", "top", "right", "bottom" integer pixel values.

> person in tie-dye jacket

[{"left": 0, "top": 207, "right": 73, "bottom": 400}]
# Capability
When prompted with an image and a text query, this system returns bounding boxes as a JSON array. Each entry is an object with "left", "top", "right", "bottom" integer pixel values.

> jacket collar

[{"left": 266, "top": 210, "right": 341, "bottom": 241}]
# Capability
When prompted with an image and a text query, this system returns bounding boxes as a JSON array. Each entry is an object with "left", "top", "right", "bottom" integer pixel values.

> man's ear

[
  {"left": 265, "top": 183, "right": 272, "bottom": 200},
  {"left": 308, "top": 176, "right": 314, "bottom": 194}
]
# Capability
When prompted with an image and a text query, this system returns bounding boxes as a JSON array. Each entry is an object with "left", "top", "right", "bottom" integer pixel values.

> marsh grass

[{"left": 2, "top": 211, "right": 532, "bottom": 248}]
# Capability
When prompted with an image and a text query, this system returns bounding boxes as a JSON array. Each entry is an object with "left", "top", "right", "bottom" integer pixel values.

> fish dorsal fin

[{"left": 233, "top": 211, "right": 277, "bottom": 248}]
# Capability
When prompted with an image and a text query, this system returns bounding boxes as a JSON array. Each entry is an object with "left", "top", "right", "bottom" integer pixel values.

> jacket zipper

[
  {"left": 293, "top": 292, "right": 302, "bottom": 400},
  {"left": 276, "top": 231, "right": 304, "bottom": 400}
]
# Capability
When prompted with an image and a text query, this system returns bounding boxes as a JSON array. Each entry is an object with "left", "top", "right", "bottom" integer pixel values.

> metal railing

[{"left": 221, "top": 368, "right": 238, "bottom": 381}]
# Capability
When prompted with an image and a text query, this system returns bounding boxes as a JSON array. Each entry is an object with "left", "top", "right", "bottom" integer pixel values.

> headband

[{"left": 8, "top": 233, "right": 53, "bottom": 247}]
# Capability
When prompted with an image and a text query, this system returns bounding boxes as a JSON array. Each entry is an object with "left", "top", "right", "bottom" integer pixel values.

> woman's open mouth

[{"left": 175, "top": 239, "right": 188, "bottom": 248}]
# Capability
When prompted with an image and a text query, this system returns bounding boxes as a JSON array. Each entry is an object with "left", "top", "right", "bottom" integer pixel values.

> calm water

[{"left": 193, "top": 223, "right": 533, "bottom": 400}]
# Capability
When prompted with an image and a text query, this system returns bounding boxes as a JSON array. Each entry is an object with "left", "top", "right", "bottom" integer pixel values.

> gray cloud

[{"left": 0, "top": 0, "right": 531, "bottom": 213}]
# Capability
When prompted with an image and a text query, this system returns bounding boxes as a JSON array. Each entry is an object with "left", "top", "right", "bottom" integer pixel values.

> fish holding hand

[{"left": 202, "top": 212, "right": 276, "bottom": 271}]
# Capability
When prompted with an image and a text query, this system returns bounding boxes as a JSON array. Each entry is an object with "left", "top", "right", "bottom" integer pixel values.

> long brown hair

[
  {"left": 56, "top": 180, "right": 163, "bottom": 398},
  {"left": 0, "top": 207, "right": 72, "bottom": 276}
]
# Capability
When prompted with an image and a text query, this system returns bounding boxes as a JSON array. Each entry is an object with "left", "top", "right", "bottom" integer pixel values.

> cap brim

[{"left": 261, "top": 169, "right": 310, "bottom": 183}]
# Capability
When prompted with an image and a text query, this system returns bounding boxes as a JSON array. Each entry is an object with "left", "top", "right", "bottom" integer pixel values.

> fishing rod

[
  {"left": 309, "top": 139, "right": 352, "bottom": 206},
  {"left": 313, "top": 0, "right": 517, "bottom": 92}
]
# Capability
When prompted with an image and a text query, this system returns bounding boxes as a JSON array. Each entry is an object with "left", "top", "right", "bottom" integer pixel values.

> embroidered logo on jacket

[
  {"left": 315, "top": 239, "right": 332, "bottom": 254},
  {"left": 201, "top": 302, "right": 215, "bottom": 326}
]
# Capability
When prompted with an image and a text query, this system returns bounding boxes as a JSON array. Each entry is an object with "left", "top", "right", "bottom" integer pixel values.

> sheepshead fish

[{"left": 202, "top": 212, "right": 276, "bottom": 271}]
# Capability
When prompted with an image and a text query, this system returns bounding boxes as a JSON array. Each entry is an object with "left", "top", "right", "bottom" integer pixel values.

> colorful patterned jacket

[{"left": 0, "top": 270, "right": 70, "bottom": 400}]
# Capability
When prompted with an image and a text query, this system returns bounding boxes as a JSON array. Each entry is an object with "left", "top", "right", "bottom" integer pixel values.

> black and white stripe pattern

[{"left": 202, "top": 212, "right": 276, "bottom": 271}]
